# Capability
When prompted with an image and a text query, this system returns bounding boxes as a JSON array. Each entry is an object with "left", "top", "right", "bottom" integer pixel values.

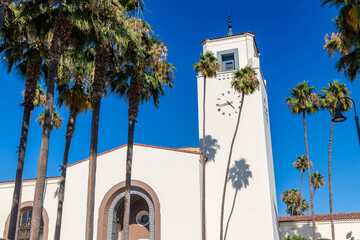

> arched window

[{"left": 18, "top": 208, "right": 44, "bottom": 240}]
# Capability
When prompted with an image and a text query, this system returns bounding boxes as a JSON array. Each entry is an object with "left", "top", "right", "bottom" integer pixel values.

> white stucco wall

[
  {"left": 0, "top": 145, "right": 201, "bottom": 240},
  {"left": 0, "top": 177, "right": 61, "bottom": 239},
  {"left": 280, "top": 220, "right": 360, "bottom": 240},
  {"left": 198, "top": 33, "right": 280, "bottom": 240},
  {"left": 60, "top": 144, "right": 201, "bottom": 240}
]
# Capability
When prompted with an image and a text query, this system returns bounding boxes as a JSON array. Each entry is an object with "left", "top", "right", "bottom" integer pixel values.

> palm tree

[
  {"left": 320, "top": 80, "right": 352, "bottom": 240},
  {"left": 311, "top": 172, "right": 326, "bottom": 197},
  {"left": 110, "top": 26, "right": 174, "bottom": 240},
  {"left": 322, "top": 0, "right": 360, "bottom": 30},
  {"left": 194, "top": 51, "right": 221, "bottom": 240},
  {"left": 285, "top": 81, "right": 319, "bottom": 240},
  {"left": 299, "top": 198, "right": 310, "bottom": 215},
  {"left": 54, "top": 50, "right": 92, "bottom": 240},
  {"left": 0, "top": 6, "right": 49, "bottom": 239},
  {"left": 281, "top": 189, "right": 310, "bottom": 216},
  {"left": 219, "top": 66, "right": 259, "bottom": 240},
  {"left": 36, "top": 106, "right": 63, "bottom": 130},
  {"left": 281, "top": 189, "right": 300, "bottom": 216},
  {"left": 26, "top": 0, "right": 84, "bottom": 236},
  {"left": 293, "top": 155, "right": 313, "bottom": 215},
  {"left": 84, "top": 3, "right": 143, "bottom": 239},
  {"left": 322, "top": 0, "right": 360, "bottom": 81},
  {"left": 0, "top": 0, "right": 12, "bottom": 34}
]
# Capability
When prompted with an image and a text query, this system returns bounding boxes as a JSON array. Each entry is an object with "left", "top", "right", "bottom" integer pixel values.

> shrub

[{"left": 284, "top": 235, "right": 308, "bottom": 240}]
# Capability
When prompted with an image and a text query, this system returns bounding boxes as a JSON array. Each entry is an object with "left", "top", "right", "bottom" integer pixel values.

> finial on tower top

[{"left": 228, "top": 16, "right": 233, "bottom": 36}]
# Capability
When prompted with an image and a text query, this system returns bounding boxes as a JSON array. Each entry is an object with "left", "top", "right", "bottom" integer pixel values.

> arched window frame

[
  {"left": 97, "top": 180, "right": 161, "bottom": 240},
  {"left": 3, "top": 201, "right": 49, "bottom": 240}
]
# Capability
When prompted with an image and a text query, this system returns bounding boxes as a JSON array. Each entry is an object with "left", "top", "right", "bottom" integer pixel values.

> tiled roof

[
  {"left": 67, "top": 143, "right": 201, "bottom": 167},
  {"left": 0, "top": 144, "right": 200, "bottom": 183},
  {"left": 200, "top": 31, "right": 260, "bottom": 54},
  {"left": 278, "top": 212, "right": 360, "bottom": 222}
]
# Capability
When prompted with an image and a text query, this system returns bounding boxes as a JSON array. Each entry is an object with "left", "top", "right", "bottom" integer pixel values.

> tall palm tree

[
  {"left": 54, "top": 50, "right": 92, "bottom": 240},
  {"left": 110, "top": 27, "right": 174, "bottom": 240},
  {"left": 311, "top": 172, "right": 326, "bottom": 197},
  {"left": 193, "top": 51, "right": 221, "bottom": 240},
  {"left": 26, "top": 0, "right": 85, "bottom": 237},
  {"left": 0, "top": 6, "right": 50, "bottom": 239},
  {"left": 320, "top": 80, "right": 352, "bottom": 240},
  {"left": 293, "top": 155, "right": 313, "bottom": 215},
  {"left": 219, "top": 66, "right": 259, "bottom": 240},
  {"left": 84, "top": 3, "right": 142, "bottom": 239},
  {"left": 285, "top": 81, "right": 319, "bottom": 240}
]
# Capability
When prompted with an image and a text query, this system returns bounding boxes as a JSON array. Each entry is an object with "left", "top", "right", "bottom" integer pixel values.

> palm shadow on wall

[
  {"left": 224, "top": 159, "right": 252, "bottom": 240},
  {"left": 199, "top": 135, "right": 220, "bottom": 162},
  {"left": 282, "top": 223, "right": 322, "bottom": 240}
]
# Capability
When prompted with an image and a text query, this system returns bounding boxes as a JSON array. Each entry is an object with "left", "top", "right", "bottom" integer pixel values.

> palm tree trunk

[
  {"left": 54, "top": 107, "right": 78, "bottom": 240},
  {"left": 30, "top": 12, "right": 72, "bottom": 240},
  {"left": 224, "top": 189, "right": 238, "bottom": 240},
  {"left": 0, "top": 0, "right": 12, "bottom": 33},
  {"left": 202, "top": 75, "right": 207, "bottom": 240},
  {"left": 122, "top": 78, "right": 141, "bottom": 240},
  {"left": 299, "top": 171, "right": 304, "bottom": 215},
  {"left": 328, "top": 120, "right": 335, "bottom": 240},
  {"left": 8, "top": 59, "right": 41, "bottom": 240},
  {"left": 85, "top": 44, "right": 110, "bottom": 240},
  {"left": 220, "top": 93, "right": 245, "bottom": 240},
  {"left": 30, "top": 68, "right": 55, "bottom": 240},
  {"left": 303, "top": 111, "right": 317, "bottom": 240}
]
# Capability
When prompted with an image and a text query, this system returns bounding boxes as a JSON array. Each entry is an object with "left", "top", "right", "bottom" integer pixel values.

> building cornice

[{"left": 200, "top": 31, "right": 260, "bottom": 55}]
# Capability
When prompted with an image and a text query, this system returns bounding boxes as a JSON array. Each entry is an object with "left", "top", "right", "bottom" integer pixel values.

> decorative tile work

[
  {"left": 216, "top": 71, "right": 235, "bottom": 81},
  {"left": 107, "top": 190, "right": 154, "bottom": 240}
]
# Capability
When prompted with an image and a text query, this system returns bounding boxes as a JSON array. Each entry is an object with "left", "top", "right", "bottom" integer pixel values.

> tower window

[
  {"left": 217, "top": 49, "right": 238, "bottom": 72},
  {"left": 222, "top": 54, "right": 235, "bottom": 71}
]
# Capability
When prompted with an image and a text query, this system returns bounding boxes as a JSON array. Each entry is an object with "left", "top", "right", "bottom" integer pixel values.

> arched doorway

[
  {"left": 97, "top": 180, "right": 160, "bottom": 240},
  {"left": 108, "top": 190, "right": 154, "bottom": 240}
]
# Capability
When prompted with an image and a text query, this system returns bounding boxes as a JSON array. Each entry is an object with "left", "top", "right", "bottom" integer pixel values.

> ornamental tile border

[{"left": 107, "top": 190, "right": 154, "bottom": 240}]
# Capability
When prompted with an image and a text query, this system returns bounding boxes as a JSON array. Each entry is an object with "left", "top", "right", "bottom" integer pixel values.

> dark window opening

[
  {"left": 18, "top": 209, "right": 44, "bottom": 240},
  {"left": 222, "top": 54, "right": 235, "bottom": 71}
]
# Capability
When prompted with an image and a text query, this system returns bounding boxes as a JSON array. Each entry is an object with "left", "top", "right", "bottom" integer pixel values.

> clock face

[{"left": 216, "top": 90, "right": 242, "bottom": 116}]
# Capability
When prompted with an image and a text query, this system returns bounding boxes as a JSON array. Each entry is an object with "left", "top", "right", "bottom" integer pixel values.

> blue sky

[{"left": 0, "top": 0, "right": 359, "bottom": 217}]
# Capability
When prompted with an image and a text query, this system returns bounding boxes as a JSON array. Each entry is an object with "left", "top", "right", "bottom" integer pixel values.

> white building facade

[
  {"left": 197, "top": 32, "right": 280, "bottom": 240},
  {"left": 1, "top": 144, "right": 202, "bottom": 240},
  {"left": 4, "top": 31, "right": 354, "bottom": 240},
  {"left": 279, "top": 213, "right": 360, "bottom": 240}
]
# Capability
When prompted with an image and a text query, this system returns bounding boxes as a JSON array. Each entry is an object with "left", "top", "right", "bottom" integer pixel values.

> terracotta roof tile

[
  {"left": 200, "top": 31, "right": 260, "bottom": 54},
  {"left": 278, "top": 212, "right": 360, "bottom": 222}
]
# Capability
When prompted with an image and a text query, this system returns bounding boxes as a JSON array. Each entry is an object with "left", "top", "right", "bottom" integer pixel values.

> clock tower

[{"left": 197, "top": 30, "right": 280, "bottom": 240}]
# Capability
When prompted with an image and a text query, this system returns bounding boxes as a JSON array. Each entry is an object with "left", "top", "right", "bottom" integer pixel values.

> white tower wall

[{"left": 197, "top": 33, "right": 280, "bottom": 240}]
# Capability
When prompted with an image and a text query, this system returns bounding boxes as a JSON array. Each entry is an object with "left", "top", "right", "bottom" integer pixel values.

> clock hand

[{"left": 227, "top": 101, "right": 235, "bottom": 109}]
